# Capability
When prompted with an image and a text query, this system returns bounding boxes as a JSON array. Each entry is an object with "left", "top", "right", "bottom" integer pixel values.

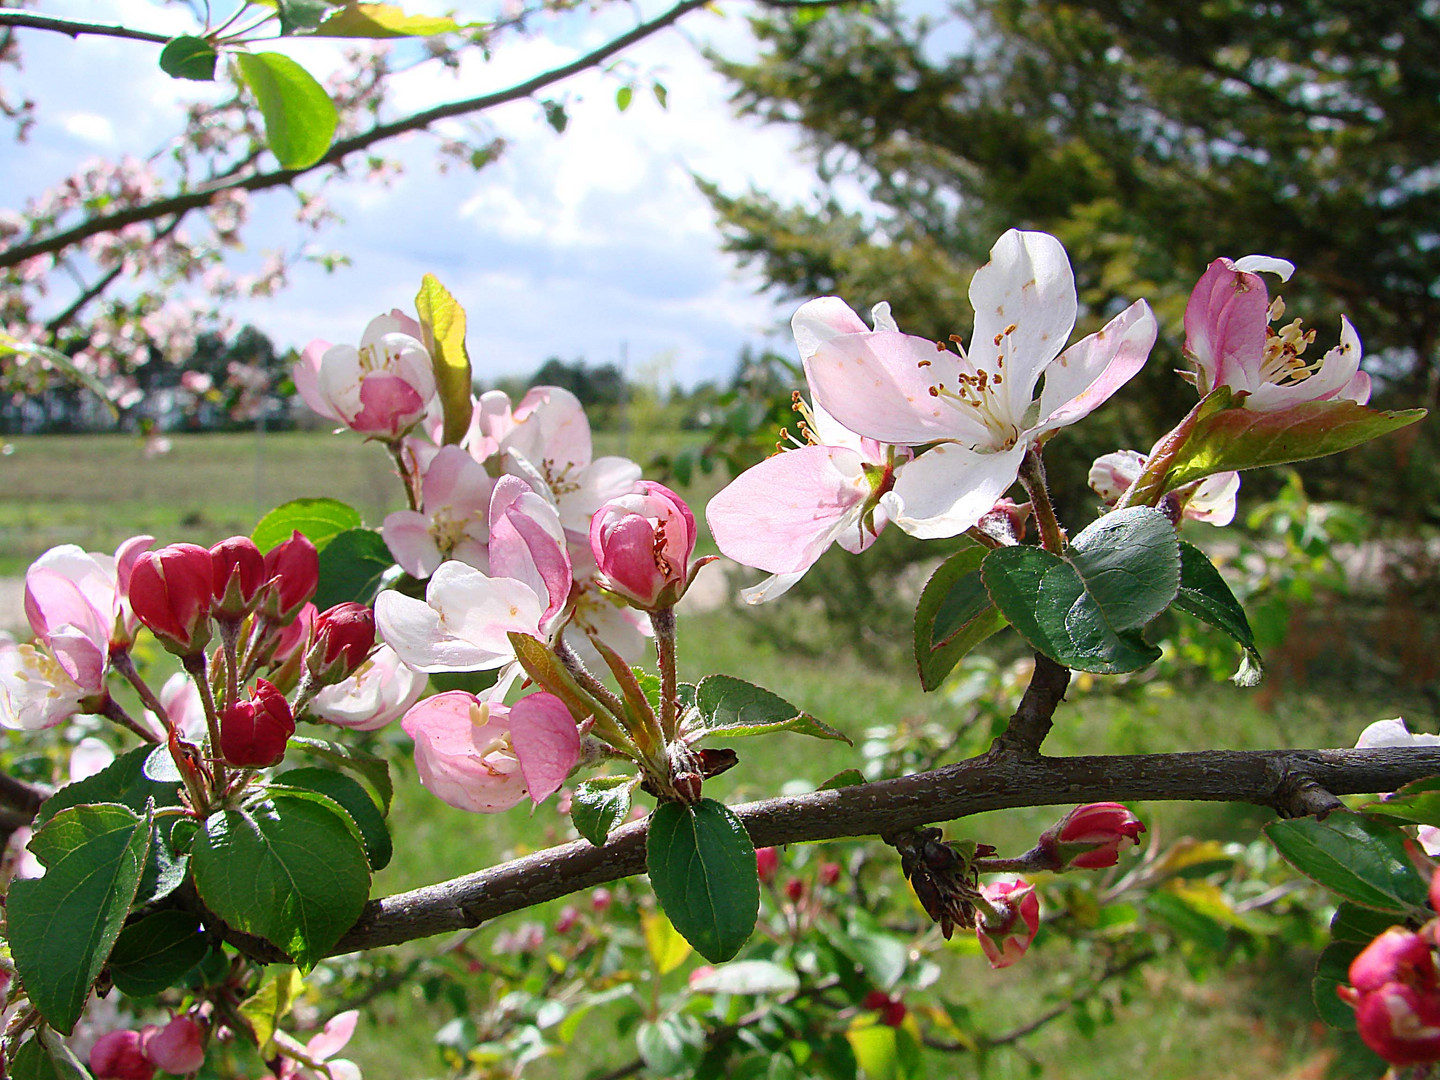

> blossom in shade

[
  {"left": 1183, "top": 255, "right": 1370, "bottom": 411},
  {"left": 381, "top": 444, "right": 494, "bottom": 578},
  {"left": 309, "top": 644, "right": 425, "bottom": 731},
  {"left": 400, "top": 691, "right": 578, "bottom": 812},
  {"left": 976, "top": 878, "right": 1041, "bottom": 968},
  {"left": 294, "top": 311, "right": 436, "bottom": 439},
  {"left": 1088, "top": 449, "right": 1240, "bottom": 525},
  {"left": 89, "top": 1030, "right": 154, "bottom": 1080},
  {"left": 802, "top": 230, "right": 1155, "bottom": 539},
  {"left": 141, "top": 1016, "right": 206, "bottom": 1075}
]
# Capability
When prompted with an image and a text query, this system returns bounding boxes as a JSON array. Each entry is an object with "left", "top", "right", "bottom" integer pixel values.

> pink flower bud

[
  {"left": 755, "top": 846, "right": 780, "bottom": 884},
  {"left": 273, "top": 602, "right": 317, "bottom": 664},
  {"left": 591, "top": 888, "right": 613, "bottom": 913},
  {"left": 784, "top": 878, "right": 806, "bottom": 902},
  {"left": 976, "top": 878, "right": 1040, "bottom": 969},
  {"left": 210, "top": 536, "right": 266, "bottom": 619},
  {"left": 306, "top": 603, "right": 376, "bottom": 686},
  {"left": 589, "top": 481, "right": 703, "bottom": 610},
  {"left": 1353, "top": 981, "right": 1440, "bottom": 1066},
  {"left": 1349, "top": 928, "right": 1437, "bottom": 995},
  {"left": 90, "top": 1030, "right": 155, "bottom": 1080},
  {"left": 143, "top": 1015, "right": 206, "bottom": 1074},
  {"left": 260, "top": 531, "right": 319, "bottom": 622},
  {"left": 818, "top": 861, "right": 841, "bottom": 887},
  {"left": 1039, "top": 802, "right": 1146, "bottom": 871},
  {"left": 220, "top": 678, "right": 295, "bottom": 768},
  {"left": 129, "top": 544, "right": 214, "bottom": 655},
  {"left": 555, "top": 905, "right": 580, "bottom": 934}
]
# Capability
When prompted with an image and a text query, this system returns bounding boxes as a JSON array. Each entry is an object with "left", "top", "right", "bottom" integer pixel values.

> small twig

[
  {"left": 0, "top": 12, "right": 171, "bottom": 44},
  {"left": 650, "top": 606, "right": 678, "bottom": 740},
  {"left": 98, "top": 696, "right": 162, "bottom": 744}
]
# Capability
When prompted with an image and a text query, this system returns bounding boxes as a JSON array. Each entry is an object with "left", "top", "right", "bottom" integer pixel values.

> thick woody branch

[
  {"left": 0, "top": 12, "right": 171, "bottom": 45},
  {"left": 0, "top": 0, "right": 713, "bottom": 270},
  {"left": 262, "top": 745, "right": 1440, "bottom": 963}
]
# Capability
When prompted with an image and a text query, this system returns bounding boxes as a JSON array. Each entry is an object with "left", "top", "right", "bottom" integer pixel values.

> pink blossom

[
  {"left": 1038, "top": 802, "right": 1146, "bottom": 870},
  {"left": 591, "top": 481, "right": 705, "bottom": 610},
  {"left": 273, "top": 1010, "right": 363, "bottom": 1080},
  {"left": 294, "top": 311, "right": 436, "bottom": 439},
  {"left": 89, "top": 1030, "right": 154, "bottom": 1080},
  {"left": 382, "top": 445, "right": 494, "bottom": 577},
  {"left": 1089, "top": 449, "right": 1239, "bottom": 525},
  {"left": 1183, "top": 256, "right": 1369, "bottom": 411},
  {"left": 401, "top": 691, "right": 570, "bottom": 812},
  {"left": 309, "top": 644, "right": 426, "bottom": 731},
  {"left": 142, "top": 1015, "right": 206, "bottom": 1074},
  {"left": 802, "top": 230, "right": 1155, "bottom": 539},
  {"left": 69, "top": 737, "right": 115, "bottom": 782},
  {"left": 976, "top": 878, "right": 1040, "bottom": 968}
]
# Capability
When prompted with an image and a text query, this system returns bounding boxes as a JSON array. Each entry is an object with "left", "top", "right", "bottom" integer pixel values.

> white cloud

[{"left": 59, "top": 112, "right": 115, "bottom": 146}]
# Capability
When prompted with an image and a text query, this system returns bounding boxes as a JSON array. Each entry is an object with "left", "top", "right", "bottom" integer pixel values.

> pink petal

[
  {"left": 1183, "top": 259, "right": 1269, "bottom": 395},
  {"left": 509, "top": 386, "right": 592, "bottom": 472},
  {"left": 506, "top": 692, "right": 581, "bottom": 806},
  {"left": 706, "top": 445, "right": 868, "bottom": 574},
  {"left": 381, "top": 511, "right": 443, "bottom": 578},
  {"left": 883, "top": 442, "right": 1028, "bottom": 540},
  {"left": 1035, "top": 299, "right": 1155, "bottom": 434},
  {"left": 307, "top": 1010, "right": 359, "bottom": 1062},
  {"left": 24, "top": 567, "right": 108, "bottom": 654},
  {"left": 401, "top": 693, "right": 528, "bottom": 813},
  {"left": 352, "top": 374, "right": 425, "bottom": 436},
  {"left": 791, "top": 296, "right": 870, "bottom": 360},
  {"left": 292, "top": 340, "right": 342, "bottom": 422}
]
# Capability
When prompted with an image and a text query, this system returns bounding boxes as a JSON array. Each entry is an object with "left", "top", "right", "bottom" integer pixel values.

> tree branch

[
  {"left": 268, "top": 744, "right": 1440, "bottom": 963},
  {"left": 0, "top": 0, "right": 714, "bottom": 271},
  {"left": 988, "top": 653, "right": 1070, "bottom": 756},
  {"left": 0, "top": 12, "right": 171, "bottom": 45}
]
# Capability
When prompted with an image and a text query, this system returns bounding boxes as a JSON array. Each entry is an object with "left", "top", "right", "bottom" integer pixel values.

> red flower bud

[
  {"left": 210, "top": 536, "right": 265, "bottom": 619},
  {"left": 590, "top": 482, "right": 706, "bottom": 610},
  {"left": 555, "top": 905, "right": 581, "bottom": 934},
  {"left": 219, "top": 678, "right": 294, "bottom": 768},
  {"left": 976, "top": 878, "right": 1040, "bottom": 969},
  {"left": 863, "top": 991, "right": 907, "bottom": 1028},
  {"left": 1039, "top": 802, "right": 1146, "bottom": 871},
  {"left": 1350, "top": 928, "right": 1437, "bottom": 995},
  {"left": 260, "top": 531, "right": 319, "bottom": 622},
  {"left": 129, "top": 544, "right": 214, "bottom": 655},
  {"left": 818, "top": 861, "right": 841, "bottom": 887},
  {"left": 755, "top": 846, "right": 780, "bottom": 884},
  {"left": 142, "top": 1016, "right": 206, "bottom": 1074},
  {"left": 1353, "top": 981, "right": 1440, "bottom": 1066},
  {"left": 89, "top": 1030, "right": 155, "bottom": 1080},
  {"left": 784, "top": 878, "right": 806, "bottom": 902},
  {"left": 305, "top": 602, "right": 376, "bottom": 685},
  {"left": 591, "top": 888, "right": 612, "bottom": 913}
]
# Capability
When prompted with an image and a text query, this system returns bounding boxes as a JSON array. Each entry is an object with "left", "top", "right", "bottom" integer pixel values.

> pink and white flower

[
  {"left": 1183, "top": 255, "right": 1369, "bottom": 411},
  {"left": 1089, "top": 449, "right": 1240, "bottom": 525},
  {"left": 309, "top": 645, "right": 426, "bottom": 731},
  {"left": 802, "top": 230, "right": 1156, "bottom": 539},
  {"left": 708, "top": 300, "right": 915, "bottom": 603},
  {"left": 381, "top": 445, "right": 494, "bottom": 578},
  {"left": 273, "top": 1010, "right": 363, "bottom": 1080},
  {"left": 295, "top": 311, "right": 437, "bottom": 439},
  {"left": 976, "top": 877, "right": 1041, "bottom": 968},
  {"left": 590, "top": 481, "right": 706, "bottom": 610}
]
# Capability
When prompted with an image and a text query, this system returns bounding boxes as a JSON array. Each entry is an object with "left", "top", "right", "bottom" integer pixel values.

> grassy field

[{"left": 2, "top": 430, "right": 1422, "bottom": 1078}]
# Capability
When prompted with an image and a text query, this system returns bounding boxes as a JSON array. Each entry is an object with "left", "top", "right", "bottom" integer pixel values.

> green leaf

[
  {"left": 1359, "top": 776, "right": 1440, "bottom": 826},
  {"left": 37, "top": 744, "right": 180, "bottom": 826},
  {"left": 414, "top": 274, "right": 473, "bottom": 446},
  {"left": 637, "top": 1016, "right": 705, "bottom": 1076},
  {"left": 235, "top": 52, "right": 338, "bottom": 170},
  {"left": 819, "top": 769, "right": 866, "bottom": 790},
  {"left": 981, "top": 507, "right": 1179, "bottom": 674},
  {"left": 1145, "top": 889, "right": 1229, "bottom": 951},
  {"left": 1329, "top": 902, "right": 1400, "bottom": 945},
  {"left": 653, "top": 81, "right": 668, "bottom": 109},
  {"left": 913, "top": 544, "right": 1007, "bottom": 691},
  {"left": 273, "top": 767, "right": 391, "bottom": 870},
  {"left": 571, "top": 775, "right": 635, "bottom": 846},
  {"left": 1265, "top": 812, "right": 1431, "bottom": 913},
  {"left": 616, "top": 85, "right": 634, "bottom": 111},
  {"left": 313, "top": 527, "right": 392, "bottom": 609},
  {"left": 11, "top": 1031, "right": 90, "bottom": 1080},
  {"left": 1164, "top": 400, "right": 1426, "bottom": 490},
  {"left": 687, "top": 959, "right": 799, "bottom": 996},
  {"left": 1172, "top": 541, "right": 1263, "bottom": 685},
  {"left": 428, "top": 669, "right": 500, "bottom": 696},
  {"left": 8, "top": 804, "right": 151, "bottom": 1033},
  {"left": 834, "top": 916, "right": 908, "bottom": 989},
  {"left": 289, "top": 735, "right": 393, "bottom": 812},
  {"left": 239, "top": 967, "right": 304, "bottom": 1050},
  {"left": 542, "top": 99, "right": 568, "bottom": 133},
  {"left": 646, "top": 798, "right": 759, "bottom": 962},
  {"left": 159, "top": 35, "right": 218, "bottom": 80},
  {"left": 277, "top": 0, "right": 334, "bottom": 34},
  {"left": 1313, "top": 941, "right": 1363, "bottom": 1029},
  {"left": 191, "top": 791, "right": 370, "bottom": 969},
  {"left": 313, "top": 2, "right": 463, "bottom": 37},
  {"left": 0, "top": 335, "right": 116, "bottom": 417},
  {"left": 252, "top": 497, "right": 361, "bottom": 553},
  {"left": 694, "top": 674, "right": 851, "bottom": 744},
  {"left": 108, "top": 911, "right": 210, "bottom": 997}
]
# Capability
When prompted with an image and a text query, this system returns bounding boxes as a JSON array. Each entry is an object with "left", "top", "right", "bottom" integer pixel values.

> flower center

[
  {"left": 921, "top": 327, "right": 1021, "bottom": 448},
  {"left": 1259, "top": 297, "right": 1321, "bottom": 386}
]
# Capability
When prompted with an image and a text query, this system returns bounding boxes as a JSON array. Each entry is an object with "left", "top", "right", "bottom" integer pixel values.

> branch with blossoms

[{"left": 0, "top": 232, "right": 1435, "bottom": 1079}]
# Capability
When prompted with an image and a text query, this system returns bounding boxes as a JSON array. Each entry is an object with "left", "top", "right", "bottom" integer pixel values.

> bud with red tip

[
  {"left": 976, "top": 878, "right": 1040, "bottom": 969},
  {"left": 784, "top": 878, "right": 806, "bottom": 902},
  {"left": 755, "top": 846, "right": 780, "bottom": 884},
  {"left": 1348, "top": 928, "right": 1437, "bottom": 996},
  {"left": 142, "top": 1015, "right": 206, "bottom": 1074},
  {"left": 305, "top": 602, "right": 376, "bottom": 685},
  {"left": 555, "top": 905, "right": 581, "bottom": 934},
  {"left": 210, "top": 536, "right": 266, "bottom": 619},
  {"left": 591, "top": 888, "right": 612, "bottom": 913},
  {"left": 863, "top": 990, "right": 908, "bottom": 1028},
  {"left": 1038, "top": 802, "right": 1146, "bottom": 871},
  {"left": 589, "top": 481, "right": 712, "bottom": 611},
  {"left": 818, "top": 861, "right": 841, "bottom": 887},
  {"left": 259, "top": 531, "right": 319, "bottom": 622},
  {"left": 1338, "top": 926, "right": 1440, "bottom": 1066},
  {"left": 128, "top": 544, "right": 214, "bottom": 655},
  {"left": 89, "top": 1030, "right": 155, "bottom": 1080},
  {"left": 219, "top": 678, "right": 295, "bottom": 768}
]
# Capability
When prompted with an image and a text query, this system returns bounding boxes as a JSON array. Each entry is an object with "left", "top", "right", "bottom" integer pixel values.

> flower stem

[
  {"left": 1019, "top": 447, "right": 1065, "bottom": 554},
  {"left": 650, "top": 606, "right": 678, "bottom": 741},
  {"left": 182, "top": 652, "right": 228, "bottom": 792},
  {"left": 218, "top": 618, "right": 242, "bottom": 711},
  {"left": 97, "top": 695, "right": 161, "bottom": 743},
  {"left": 110, "top": 648, "right": 172, "bottom": 735},
  {"left": 388, "top": 439, "right": 421, "bottom": 512}
]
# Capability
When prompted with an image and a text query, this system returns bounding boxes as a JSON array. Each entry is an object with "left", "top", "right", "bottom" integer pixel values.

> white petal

[
  {"left": 1356, "top": 717, "right": 1440, "bottom": 748},
  {"left": 791, "top": 297, "right": 870, "bottom": 361},
  {"left": 740, "top": 571, "right": 806, "bottom": 605},
  {"left": 884, "top": 442, "right": 1029, "bottom": 540},
  {"left": 1232, "top": 254, "right": 1295, "bottom": 281}
]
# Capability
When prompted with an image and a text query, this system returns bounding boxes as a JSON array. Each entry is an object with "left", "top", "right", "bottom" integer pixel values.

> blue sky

[{"left": 2, "top": 0, "right": 864, "bottom": 388}]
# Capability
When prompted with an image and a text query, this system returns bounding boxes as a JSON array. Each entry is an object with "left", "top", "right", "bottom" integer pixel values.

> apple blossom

[
  {"left": 309, "top": 645, "right": 425, "bottom": 731},
  {"left": 129, "top": 543, "right": 214, "bottom": 655},
  {"left": 69, "top": 737, "right": 115, "bottom": 782},
  {"left": 802, "top": 230, "right": 1156, "bottom": 538},
  {"left": 145, "top": 671, "right": 206, "bottom": 741},
  {"left": 305, "top": 603, "right": 377, "bottom": 685},
  {"left": 89, "top": 1030, "right": 154, "bottom": 1080},
  {"left": 142, "top": 1016, "right": 206, "bottom": 1075},
  {"left": 272, "top": 1010, "right": 363, "bottom": 1080},
  {"left": 382, "top": 444, "right": 494, "bottom": 578},
  {"left": 400, "top": 691, "right": 578, "bottom": 812},
  {"left": 1038, "top": 802, "right": 1146, "bottom": 870},
  {"left": 1089, "top": 449, "right": 1240, "bottom": 525},
  {"left": 1183, "top": 256, "right": 1369, "bottom": 411},
  {"left": 295, "top": 311, "right": 437, "bottom": 439},
  {"left": 1340, "top": 929, "right": 1440, "bottom": 1066},
  {"left": 210, "top": 535, "right": 266, "bottom": 618},
  {"left": 260, "top": 532, "right": 320, "bottom": 623},
  {"left": 591, "top": 481, "right": 707, "bottom": 610},
  {"left": 1356, "top": 717, "right": 1440, "bottom": 749},
  {"left": 219, "top": 678, "right": 295, "bottom": 768},
  {"left": 976, "top": 878, "right": 1040, "bottom": 968}
]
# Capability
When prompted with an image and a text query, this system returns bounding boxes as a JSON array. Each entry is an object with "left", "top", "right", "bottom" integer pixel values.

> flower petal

[
  {"left": 506, "top": 692, "right": 580, "bottom": 806},
  {"left": 1183, "top": 259, "right": 1268, "bottom": 396},
  {"left": 1035, "top": 300, "right": 1155, "bottom": 434},
  {"left": 381, "top": 510, "right": 443, "bottom": 579},
  {"left": 883, "top": 442, "right": 1028, "bottom": 540}
]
